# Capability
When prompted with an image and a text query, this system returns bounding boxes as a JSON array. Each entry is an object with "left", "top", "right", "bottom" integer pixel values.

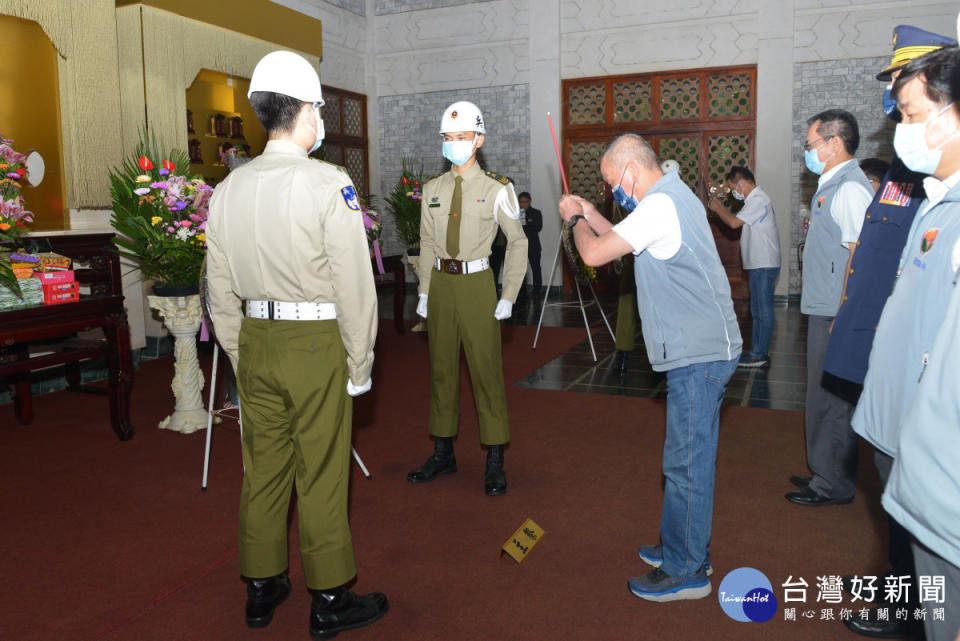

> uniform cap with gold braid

[{"left": 876, "top": 25, "right": 956, "bottom": 81}]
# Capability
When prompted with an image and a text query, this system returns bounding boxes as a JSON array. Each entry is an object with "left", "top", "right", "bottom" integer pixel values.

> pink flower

[
  {"left": 151, "top": 181, "right": 169, "bottom": 190},
  {"left": 134, "top": 187, "right": 150, "bottom": 196},
  {"left": 167, "top": 226, "right": 175, "bottom": 233},
  {"left": 180, "top": 220, "right": 192, "bottom": 228}
]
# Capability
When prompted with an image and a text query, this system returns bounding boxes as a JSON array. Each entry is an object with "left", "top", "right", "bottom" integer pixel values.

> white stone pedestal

[{"left": 148, "top": 294, "right": 207, "bottom": 434}]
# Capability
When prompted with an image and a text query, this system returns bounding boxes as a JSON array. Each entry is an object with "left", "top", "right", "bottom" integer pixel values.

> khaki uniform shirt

[
  {"left": 418, "top": 162, "right": 528, "bottom": 302},
  {"left": 205, "top": 139, "right": 377, "bottom": 385}
]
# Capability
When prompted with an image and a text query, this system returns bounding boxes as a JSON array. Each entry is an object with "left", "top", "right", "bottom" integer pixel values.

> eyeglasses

[{"left": 803, "top": 135, "right": 833, "bottom": 152}]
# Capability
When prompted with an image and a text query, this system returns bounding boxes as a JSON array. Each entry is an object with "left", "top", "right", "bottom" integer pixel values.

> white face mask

[
  {"left": 442, "top": 138, "right": 476, "bottom": 166},
  {"left": 731, "top": 190, "right": 745, "bottom": 201},
  {"left": 308, "top": 104, "right": 325, "bottom": 154},
  {"left": 894, "top": 102, "right": 959, "bottom": 175}
]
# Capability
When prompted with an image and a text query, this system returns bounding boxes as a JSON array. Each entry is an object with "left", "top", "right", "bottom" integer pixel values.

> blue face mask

[
  {"left": 883, "top": 85, "right": 901, "bottom": 122},
  {"left": 893, "top": 102, "right": 960, "bottom": 175},
  {"left": 611, "top": 167, "right": 639, "bottom": 213},
  {"left": 309, "top": 104, "right": 325, "bottom": 154},
  {"left": 804, "top": 147, "right": 827, "bottom": 175},
  {"left": 442, "top": 139, "right": 476, "bottom": 166}
]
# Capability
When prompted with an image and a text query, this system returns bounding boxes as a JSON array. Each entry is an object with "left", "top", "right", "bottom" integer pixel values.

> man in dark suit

[{"left": 517, "top": 192, "right": 543, "bottom": 297}]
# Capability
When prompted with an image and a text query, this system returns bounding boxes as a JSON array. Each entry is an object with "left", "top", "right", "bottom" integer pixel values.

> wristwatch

[{"left": 569, "top": 214, "right": 585, "bottom": 228}]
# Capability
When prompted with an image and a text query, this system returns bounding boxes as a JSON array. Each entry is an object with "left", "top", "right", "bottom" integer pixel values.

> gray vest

[
  {"left": 801, "top": 161, "right": 871, "bottom": 315},
  {"left": 633, "top": 172, "right": 742, "bottom": 371},
  {"left": 853, "top": 183, "right": 960, "bottom": 457}
]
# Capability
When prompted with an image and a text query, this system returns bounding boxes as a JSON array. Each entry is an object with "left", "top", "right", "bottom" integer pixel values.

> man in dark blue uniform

[{"left": 807, "top": 25, "right": 956, "bottom": 640}]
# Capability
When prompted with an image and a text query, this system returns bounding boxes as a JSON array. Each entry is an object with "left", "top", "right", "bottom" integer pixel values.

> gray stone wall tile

[{"left": 378, "top": 84, "right": 531, "bottom": 258}]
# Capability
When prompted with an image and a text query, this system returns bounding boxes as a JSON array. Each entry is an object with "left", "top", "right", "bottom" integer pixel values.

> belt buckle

[
  {"left": 447, "top": 260, "right": 460, "bottom": 275},
  {"left": 267, "top": 301, "right": 275, "bottom": 320}
]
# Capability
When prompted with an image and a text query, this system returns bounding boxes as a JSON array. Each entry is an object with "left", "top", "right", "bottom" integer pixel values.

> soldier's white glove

[
  {"left": 494, "top": 299, "right": 513, "bottom": 320},
  {"left": 346, "top": 377, "right": 372, "bottom": 397},
  {"left": 417, "top": 293, "right": 428, "bottom": 318}
]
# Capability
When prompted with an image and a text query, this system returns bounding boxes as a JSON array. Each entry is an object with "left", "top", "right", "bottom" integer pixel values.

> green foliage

[
  {"left": 383, "top": 160, "right": 428, "bottom": 249},
  {"left": 109, "top": 126, "right": 211, "bottom": 287}
]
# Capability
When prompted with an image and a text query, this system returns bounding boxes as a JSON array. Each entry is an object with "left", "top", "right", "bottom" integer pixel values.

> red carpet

[{"left": 0, "top": 324, "right": 892, "bottom": 641}]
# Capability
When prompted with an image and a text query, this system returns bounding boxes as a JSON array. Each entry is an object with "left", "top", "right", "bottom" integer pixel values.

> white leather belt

[
  {"left": 245, "top": 300, "right": 336, "bottom": 321},
  {"left": 435, "top": 256, "right": 490, "bottom": 275}
]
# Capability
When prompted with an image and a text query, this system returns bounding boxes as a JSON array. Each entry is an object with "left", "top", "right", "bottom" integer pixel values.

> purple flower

[
  {"left": 150, "top": 181, "right": 169, "bottom": 190},
  {"left": 6, "top": 172, "right": 20, "bottom": 179},
  {"left": 158, "top": 168, "right": 170, "bottom": 176},
  {"left": 169, "top": 200, "right": 188, "bottom": 211},
  {"left": 134, "top": 187, "right": 150, "bottom": 196},
  {"left": 167, "top": 226, "right": 175, "bottom": 233}
]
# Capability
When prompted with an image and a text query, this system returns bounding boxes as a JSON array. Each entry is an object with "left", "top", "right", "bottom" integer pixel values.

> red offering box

[
  {"left": 32, "top": 270, "right": 75, "bottom": 284},
  {"left": 42, "top": 281, "right": 80, "bottom": 305}
]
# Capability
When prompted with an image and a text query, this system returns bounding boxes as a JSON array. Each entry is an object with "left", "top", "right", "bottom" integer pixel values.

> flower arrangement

[
  {"left": 109, "top": 128, "right": 212, "bottom": 289},
  {"left": 384, "top": 160, "right": 428, "bottom": 249},
  {"left": 0, "top": 134, "right": 35, "bottom": 295}
]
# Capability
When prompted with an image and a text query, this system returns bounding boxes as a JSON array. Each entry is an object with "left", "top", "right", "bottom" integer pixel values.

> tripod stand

[{"left": 532, "top": 230, "right": 615, "bottom": 361}]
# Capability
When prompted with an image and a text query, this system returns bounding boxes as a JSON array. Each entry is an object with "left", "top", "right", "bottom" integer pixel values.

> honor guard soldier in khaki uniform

[
  {"left": 205, "top": 50, "right": 388, "bottom": 639},
  {"left": 406, "top": 101, "right": 527, "bottom": 496}
]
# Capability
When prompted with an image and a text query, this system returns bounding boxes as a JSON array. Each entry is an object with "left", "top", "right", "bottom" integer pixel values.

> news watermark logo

[{"left": 718, "top": 567, "right": 778, "bottom": 622}]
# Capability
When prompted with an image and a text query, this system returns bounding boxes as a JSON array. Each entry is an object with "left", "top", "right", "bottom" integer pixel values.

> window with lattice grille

[
  {"left": 563, "top": 66, "right": 756, "bottom": 204},
  {"left": 561, "top": 66, "right": 757, "bottom": 297},
  {"left": 316, "top": 86, "right": 369, "bottom": 196}
]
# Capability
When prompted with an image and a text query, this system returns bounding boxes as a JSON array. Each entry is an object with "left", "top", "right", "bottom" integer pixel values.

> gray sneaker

[{"left": 628, "top": 567, "right": 712, "bottom": 602}]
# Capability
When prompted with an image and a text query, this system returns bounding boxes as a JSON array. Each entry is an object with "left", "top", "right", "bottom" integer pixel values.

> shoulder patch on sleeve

[
  {"left": 484, "top": 170, "right": 512, "bottom": 185},
  {"left": 340, "top": 185, "right": 361, "bottom": 211}
]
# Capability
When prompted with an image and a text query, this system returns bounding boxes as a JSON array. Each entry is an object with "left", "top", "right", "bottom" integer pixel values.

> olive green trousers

[
  {"left": 615, "top": 255, "right": 637, "bottom": 352},
  {"left": 427, "top": 268, "right": 510, "bottom": 445},
  {"left": 236, "top": 317, "right": 356, "bottom": 590}
]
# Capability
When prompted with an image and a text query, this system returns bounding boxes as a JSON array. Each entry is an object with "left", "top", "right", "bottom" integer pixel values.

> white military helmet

[
  {"left": 660, "top": 159, "right": 680, "bottom": 174},
  {"left": 440, "top": 101, "right": 485, "bottom": 135},
  {"left": 247, "top": 50, "right": 324, "bottom": 105}
]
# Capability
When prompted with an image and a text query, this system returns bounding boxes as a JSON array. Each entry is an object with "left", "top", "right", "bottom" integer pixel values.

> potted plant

[
  {"left": 384, "top": 159, "right": 428, "bottom": 256},
  {"left": 109, "top": 127, "right": 212, "bottom": 295}
]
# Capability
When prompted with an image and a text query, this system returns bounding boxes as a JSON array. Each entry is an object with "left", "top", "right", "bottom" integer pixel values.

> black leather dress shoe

[
  {"left": 841, "top": 606, "right": 914, "bottom": 638},
  {"left": 406, "top": 453, "right": 456, "bottom": 483},
  {"left": 310, "top": 587, "right": 389, "bottom": 639},
  {"left": 789, "top": 474, "right": 812, "bottom": 488},
  {"left": 245, "top": 572, "right": 291, "bottom": 628},
  {"left": 785, "top": 486, "right": 853, "bottom": 506}
]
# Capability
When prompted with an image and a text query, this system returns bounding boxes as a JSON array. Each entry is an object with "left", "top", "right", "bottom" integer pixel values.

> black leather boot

[
  {"left": 245, "top": 572, "right": 291, "bottom": 628},
  {"left": 484, "top": 444, "right": 507, "bottom": 496},
  {"left": 406, "top": 436, "right": 456, "bottom": 483},
  {"left": 309, "top": 586, "right": 389, "bottom": 639}
]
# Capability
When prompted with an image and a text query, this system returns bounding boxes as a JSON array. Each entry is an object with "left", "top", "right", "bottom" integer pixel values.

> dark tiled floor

[{"left": 384, "top": 286, "right": 809, "bottom": 412}]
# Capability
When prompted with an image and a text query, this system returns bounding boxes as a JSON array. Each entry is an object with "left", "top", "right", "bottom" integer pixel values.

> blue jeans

[
  {"left": 660, "top": 358, "right": 738, "bottom": 577},
  {"left": 747, "top": 267, "right": 779, "bottom": 357}
]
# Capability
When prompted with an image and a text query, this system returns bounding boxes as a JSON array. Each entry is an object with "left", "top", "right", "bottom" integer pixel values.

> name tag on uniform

[{"left": 429, "top": 203, "right": 441, "bottom": 208}]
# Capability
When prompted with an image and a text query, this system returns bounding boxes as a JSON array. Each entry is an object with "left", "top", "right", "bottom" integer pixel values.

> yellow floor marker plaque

[{"left": 501, "top": 518, "right": 546, "bottom": 563}]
